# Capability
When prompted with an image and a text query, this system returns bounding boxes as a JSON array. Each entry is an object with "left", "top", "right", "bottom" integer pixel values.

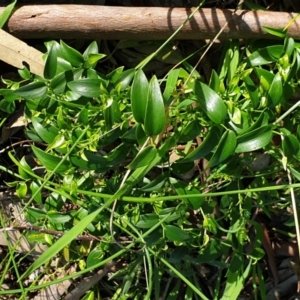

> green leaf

[
  {"left": 267, "top": 72, "right": 283, "bottom": 106},
  {"left": 221, "top": 258, "right": 252, "bottom": 300},
  {"left": 247, "top": 45, "right": 283, "bottom": 66},
  {"left": 182, "top": 126, "right": 221, "bottom": 162},
  {"left": 136, "top": 214, "right": 159, "bottom": 228},
  {"left": 178, "top": 120, "right": 201, "bottom": 143},
  {"left": 0, "top": 0, "right": 17, "bottom": 28},
  {"left": 163, "top": 68, "right": 180, "bottom": 105},
  {"left": 209, "top": 69, "right": 220, "bottom": 93},
  {"left": 83, "top": 41, "right": 99, "bottom": 59},
  {"left": 32, "top": 146, "right": 70, "bottom": 173},
  {"left": 194, "top": 81, "right": 227, "bottom": 124},
  {"left": 78, "top": 107, "right": 89, "bottom": 125},
  {"left": 173, "top": 180, "right": 204, "bottom": 210},
  {"left": 239, "top": 111, "right": 268, "bottom": 135},
  {"left": 206, "top": 130, "right": 236, "bottom": 168},
  {"left": 235, "top": 125, "right": 272, "bottom": 153},
  {"left": 144, "top": 75, "right": 166, "bottom": 136},
  {"left": 30, "top": 181, "right": 43, "bottom": 205},
  {"left": 16, "top": 182, "right": 27, "bottom": 199},
  {"left": 127, "top": 146, "right": 157, "bottom": 170},
  {"left": 131, "top": 69, "right": 148, "bottom": 123},
  {"left": 59, "top": 40, "right": 84, "bottom": 67},
  {"left": 114, "top": 68, "right": 135, "bottom": 91},
  {"left": 44, "top": 43, "right": 58, "bottom": 79},
  {"left": 283, "top": 37, "right": 295, "bottom": 57},
  {"left": 47, "top": 212, "right": 72, "bottom": 224},
  {"left": 164, "top": 225, "right": 191, "bottom": 242},
  {"left": 244, "top": 76, "right": 258, "bottom": 108},
  {"left": 262, "top": 26, "right": 286, "bottom": 38},
  {"left": 282, "top": 134, "right": 300, "bottom": 158},
  {"left": 87, "top": 247, "right": 105, "bottom": 268},
  {"left": 18, "top": 156, "right": 33, "bottom": 180},
  {"left": 31, "top": 117, "right": 59, "bottom": 144},
  {"left": 0, "top": 98, "right": 15, "bottom": 113},
  {"left": 50, "top": 71, "right": 71, "bottom": 95},
  {"left": 68, "top": 79, "right": 103, "bottom": 98},
  {"left": 14, "top": 82, "right": 47, "bottom": 99}
]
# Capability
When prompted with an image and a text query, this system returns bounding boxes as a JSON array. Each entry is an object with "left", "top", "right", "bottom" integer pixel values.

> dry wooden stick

[{"left": 1, "top": 5, "right": 300, "bottom": 40}]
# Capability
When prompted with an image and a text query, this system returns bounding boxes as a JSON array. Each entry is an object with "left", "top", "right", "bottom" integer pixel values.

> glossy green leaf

[
  {"left": 164, "top": 225, "right": 191, "bottom": 242},
  {"left": 87, "top": 247, "right": 105, "bottom": 268},
  {"left": 16, "top": 182, "right": 27, "bottom": 199},
  {"left": 50, "top": 70, "right": 73, "bottom": 95},
  {"left": 173, "top": 180, "right": 204, "bottom": 210},
  {"left": 244, "top": 76, "right": 258, "bottom": 108},
  {"left": 18, "top": 156, "right": 33, "bottom": 180},
  {"left": 127, "top": 146, "right": 157, "bottom": 170},
  {"left": 30, "top": 181, "right": 43, "bottom": 205},
  {"left": 144, "top": 75, "right": 166, "bottom": 136},
  {"left": 131, "top": 69, "right": 148, "bottom": 123},
  {"left": 136, "top": 214, "right": 159, "bottom": 228},
  {"left": 47, "top": 212, "right": 71, "bottom": 224},
  {"left": 194, "top": 81, "right": 227, "bottom": 124},
  {"left": 163, "top": 68, "right": 180, "bottom": 105},
  {"left": 78, "top": 107, "right": 89, "bottom": 125},
  {"left": 239, "top": 111, "right": 268, "bottom": 135},
  {"left": 235, "top": 125, "right": 272, "bottom": 153},
  {"left": 267, "top": 72, "right": 283, "bottom": 106},
  {"left": 283, "top": 37, "right": 295, "bottom": 57},
  {"left": 14, "top": 82, "right": 47, "bottom": 99},
  {"left": 206, "top": 130, "right": 237, "bottom": 168},
  {"left": 68, "top": 79, "right": 103, "bottom": 98},
  {"left": 248, "top": 45, "right": 283, "bottom": 66},
  {"left": 59, "top": 40, "right": 84, "bottom": 67},
  {"left": 70, "top": 150, "right": 109, "bottom": 172},
  {"left": 44, "top": 43, "right": 58, "bottom": 79},
  {"left": 179, "top": 120, "right": 201, "bottom": 143},
  {"left": 262, "top": 26, "right": 286, "bottom": 38},
  {"left": 31, "top": 117, "right": 59, "bottom": 144},
  {"left": 0, "top": 98, "right": 15, "bottom": 113},
  {"left": 18, "top": 66, "right": 31, "bottom": 80},
  {"left": 0, "top": 0, "right": 16, "bottom": 28},
  {"left": 27, "top": 207, "right": 46, "bottom": 221},
  {"left": 209, "top": 69, "right": 220, "bottom": 93},
  {"left": 182, "top": 126, "right": 221, "bottom": 162},
  {"left": 114, "top": 68, "right": 135, "bottom": 91},
  {"left": 282, "top": 134, "right": 300, "bottom": 158},
  {"left": 32, "top": 146, "right": 70, "bottom": 173},
  {"left": 141, "top": 172, "right": 170, "bottom": 192},
  {"left": 83, "top": 41, "right": 99, "bottom": 59}
]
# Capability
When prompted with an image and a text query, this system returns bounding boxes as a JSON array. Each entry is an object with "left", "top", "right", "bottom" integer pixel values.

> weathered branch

[{"left": 0, "top": 5, "right": 299, "bottom": 40}]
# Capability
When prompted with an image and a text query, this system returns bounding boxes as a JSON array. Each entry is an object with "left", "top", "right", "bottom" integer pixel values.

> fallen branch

[{"left": 0, "top": 5, "right": 299, "bottom": 40}]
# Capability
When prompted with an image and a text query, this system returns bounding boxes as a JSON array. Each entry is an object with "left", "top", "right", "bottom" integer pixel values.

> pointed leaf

[
  {"left": 206, "top": 130, "right": 236, "bottom": 168},
  {"left": 131, "top": 69, "right": 148, "bottom": 123},
  {"left": 165, "top": 225, "right": 191, "bottom": 242},
  {"left": 182, "top": 126, "right": 221, "bottom": 162},
  {"left": 31, "top": 117, "right": 59, "bottom": 144},
  {"left": 268, "top": 72, "right": 283, "bottom": 106},
  {"left": 44, "top": 43, "right": 57, "bottom": 79},
  {"left": 248, "top": 45, "right": 283, "bottom": 67},
  {"left": 127, "top": 146, "right": 157, "bottom": 170},
  {"left": 14, "top": 82, "right": 47, "bottom": 99},
  {"left": 32, "top": 146, "right": 70, "bottom": 173},
  {"left": 144, "top": 75, "right": 165, "bottom": 136},
  {"left": 235, "top": 125, "right": 272, "bottom": 153},
  {"left": 59, "top": 40, "right": 84, "bottom": 67},
  {"left": 194, "top": 81, "right": 226, "bottom": 124},
  {"left": 282, "top": 134, "right": 300, "bottom": 158},
  {"left": 68, "top": 79, "right": 103, "bottom": 98}
]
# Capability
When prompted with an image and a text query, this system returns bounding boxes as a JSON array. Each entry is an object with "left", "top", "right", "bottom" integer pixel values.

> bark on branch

[{"left": 0, "top": 5, "right": 299, "bottom": 40}]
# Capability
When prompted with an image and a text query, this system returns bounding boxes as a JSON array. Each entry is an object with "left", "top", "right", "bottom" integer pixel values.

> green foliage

[{"left": 1, "top": 33, "right": 300, "bottom": 300}]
